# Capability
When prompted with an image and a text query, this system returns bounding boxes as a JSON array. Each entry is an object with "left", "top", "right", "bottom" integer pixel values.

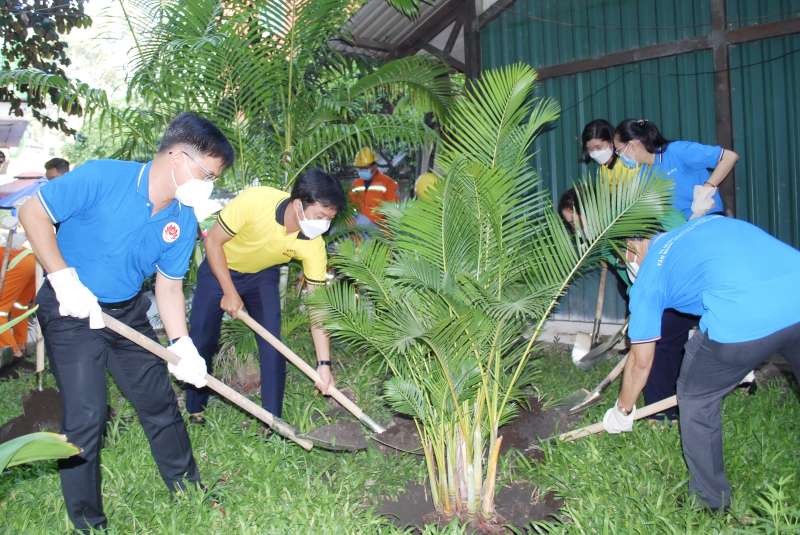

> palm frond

[{"left": 348, "top": 56, "right": 458, "bottom": 122}]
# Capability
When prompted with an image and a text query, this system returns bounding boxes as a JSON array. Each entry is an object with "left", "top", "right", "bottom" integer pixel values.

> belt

[{"left": 99, "top": 292, "right": 143, "bottom": 310}]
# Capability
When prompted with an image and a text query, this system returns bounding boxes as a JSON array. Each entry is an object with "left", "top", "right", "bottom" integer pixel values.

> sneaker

[{"left": 188, "top": 412, "right": 206, "bottom": 425}]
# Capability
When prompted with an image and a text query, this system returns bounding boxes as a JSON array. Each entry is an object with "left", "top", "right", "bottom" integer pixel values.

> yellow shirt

[
  {"left": 599, "top": 161, "right": 639, "bottom": 186},
  {"left": 217, "top": 187, "right": 327, "bottom": 284}
]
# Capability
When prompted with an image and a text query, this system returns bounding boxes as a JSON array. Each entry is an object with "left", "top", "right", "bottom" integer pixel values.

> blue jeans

[{"left": 186, "top": 260, "right": 285, "bottom": 416}]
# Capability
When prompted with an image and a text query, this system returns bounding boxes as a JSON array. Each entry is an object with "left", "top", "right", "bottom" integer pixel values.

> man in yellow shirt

[{"left": 186, "top": 168, "right": 345, "bottom": 423}]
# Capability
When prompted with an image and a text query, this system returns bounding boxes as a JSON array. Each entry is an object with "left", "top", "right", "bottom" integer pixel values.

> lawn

[{"left": 1, "top": 328, "right": 799, "bottom": 534}]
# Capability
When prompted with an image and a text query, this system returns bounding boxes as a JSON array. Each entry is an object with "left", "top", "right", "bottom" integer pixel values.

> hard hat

[
  {"left": 414, "top": 172, "right": 437, "bottom": 201},
  {"left": 353, "top": 147, "right": 377, "bottom": 168}
]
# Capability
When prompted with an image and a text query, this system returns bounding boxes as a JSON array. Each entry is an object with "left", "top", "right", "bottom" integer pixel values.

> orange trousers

[{"left": 0, "top": 248, "right": 36, "bottom": 354}]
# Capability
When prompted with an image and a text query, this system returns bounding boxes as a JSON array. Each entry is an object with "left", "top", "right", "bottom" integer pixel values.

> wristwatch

[{"left": 317, "top": 360, "right": 332, "bottom": 367}]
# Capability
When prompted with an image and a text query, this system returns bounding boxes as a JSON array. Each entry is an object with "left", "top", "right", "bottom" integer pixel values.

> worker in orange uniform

[
  {"left": 350, "top": 147, "right": 398, "bottom": 228},
  {"left": 0, "top": 245, "right": 36, "bottom": 358}
]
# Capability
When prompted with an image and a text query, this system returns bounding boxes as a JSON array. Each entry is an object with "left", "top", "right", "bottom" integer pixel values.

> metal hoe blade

[
  {"left": 300, "top": 421, "right": 370, "bottom": 452},
  {"left": 575, "top": 320, "right": 629, "bottom": 370}
]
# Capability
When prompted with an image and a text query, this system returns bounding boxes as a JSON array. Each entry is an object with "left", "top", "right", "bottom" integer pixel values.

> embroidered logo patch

[{"left": 162, "top": 222, "right": 180, "bottom": 243}]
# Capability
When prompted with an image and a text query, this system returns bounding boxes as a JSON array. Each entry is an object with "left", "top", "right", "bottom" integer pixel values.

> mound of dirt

[
  {"left": 0, "top": 357, "right": 35, "bottom": 380},
  {"left": 371, "top": 416, "right": 422, "bottom": 455},
  {"left": 378, "top": 480, "right": 563, "bottom": 533},
  {"left": 498, "top": 397, "right": 582, "bottom": 458},
  {"left": 0, "top": 388, "right": 63, "bottom": 443}
]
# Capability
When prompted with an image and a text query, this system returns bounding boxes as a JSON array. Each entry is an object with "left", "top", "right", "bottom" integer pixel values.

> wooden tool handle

[
  {"left": 558, "top": 395, "right": 677, "bottom": 442},
  {"left": 237, "top": 311, "right": 386, "bottom": 434},
  {"left": 590, "top": 263, "right": 608, "bottom": 343},
  {"left": 593, "top": 354, "right": 629, "bottom": 394},
  {"left": 0, "top": 227, "right": 16, "bottom": 297},
  {"left": 102, "top": 313, "right": 313, "bottom": 450}
]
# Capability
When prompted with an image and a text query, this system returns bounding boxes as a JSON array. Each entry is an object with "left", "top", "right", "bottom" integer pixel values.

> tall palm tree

[
  {"left": 309, "top": 63, "right": 673, "bottom": 524},
  {"left": 0, "top": 0, "right": 457, "bottom": 189}
]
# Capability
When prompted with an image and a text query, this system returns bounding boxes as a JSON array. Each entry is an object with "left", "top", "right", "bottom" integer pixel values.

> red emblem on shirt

[{"left": 162, "top": 222, "right": 180, "bottom": 243}]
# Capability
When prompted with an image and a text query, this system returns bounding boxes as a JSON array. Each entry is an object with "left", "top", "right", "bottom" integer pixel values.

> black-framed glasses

[{"left": 181, "top": 151, "right": 219, "bottom": 182}]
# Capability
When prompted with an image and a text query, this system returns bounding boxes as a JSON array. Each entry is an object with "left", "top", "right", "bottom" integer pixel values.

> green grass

[{"left": 1, "top": 338, "right": 798, "bottom": 533}]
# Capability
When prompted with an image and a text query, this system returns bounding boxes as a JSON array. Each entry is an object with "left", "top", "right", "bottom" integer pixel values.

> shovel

[
  {"left": 557, "top": 395, "right": 677, "bottom": 442},
  {"left": 571, "top": 263, "right": 608, "bottom": 364},
  {"left": 236, "top": 310, "right": 385, "bottom": 452},
  {"left": 569, "top": 354, "right": 629, "bottom": 413},
  {"left": 574, "top": 319, "right": 628, "bottom": 371},
  {"left": 552, "top": 354, "right": 628, "bottom": 414},
  {"left": 101, "top": 313, "right": 313, "bottom": 451}
]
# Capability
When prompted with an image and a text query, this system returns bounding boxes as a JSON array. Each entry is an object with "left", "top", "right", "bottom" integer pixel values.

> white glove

[
  {"left": 690, "top": 184, "right": 716, "bottom": 219},
  {"left": 602, "top": 401, "right": 635, "bottom": 434},
  {"left": 47, "top": 267, "right": 104, "bottom": 329},
  {"left": 0, "top": 215, "right": 18, "bottom": 230},
  {"left": 167, "top": 336, "right": 208, "bottom": 388},
  {"left": 192, "top": 199, "right": 223, "bottom": 222}
]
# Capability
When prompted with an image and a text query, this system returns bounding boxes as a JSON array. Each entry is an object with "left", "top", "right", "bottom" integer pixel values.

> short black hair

[
  {"left": 615, "top": 118, "right": 670, "bottom": 154},
  {"left": 45, "top": 157, "right": 70, "bottom": 174},
  {"left": 581, "top": 119, "right": 619, "bottom": 169},
  {"left": 158, "top": 112, "right": 235, "bottom": 170},
  {"left": 558, "top": 187, "right": 579, "bottom": 216},
  {"left": 558, "top": 187, "right": 580, "bottom": 233},
  {"left": 290, "top": 168, "right": 346, "bottom": 214}
]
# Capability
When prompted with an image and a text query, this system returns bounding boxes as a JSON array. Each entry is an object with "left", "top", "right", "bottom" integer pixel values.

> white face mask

[
  {"left": 172, "top": 169, "right": 214, "bottom": 208},
  {"left": 626, "top": 260, "right": 640, "bottom": 283},
  {"left": 589, "top": 147, "right": 614, "bottom": 166},
  {"left": 297, "top": 202, "right": 331, "bottom": 239}
]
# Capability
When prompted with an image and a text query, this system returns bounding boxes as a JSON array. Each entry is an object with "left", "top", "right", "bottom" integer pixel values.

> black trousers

[
  {"left": 37, "top": 283, "right": 200, "bottom": 532},
  {"left": 186, "top": 260, "right": 285, "bottom": 416},
  {"left": 677, "top": 322, "right": 800, "bottom": 510},
  {"left": 644, "top": 309, "right": 699, "bottom": 419}
]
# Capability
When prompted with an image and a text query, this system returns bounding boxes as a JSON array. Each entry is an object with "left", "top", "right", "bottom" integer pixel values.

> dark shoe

[{"left": 188, "top": 412, "right": 206, "bottom": 425}]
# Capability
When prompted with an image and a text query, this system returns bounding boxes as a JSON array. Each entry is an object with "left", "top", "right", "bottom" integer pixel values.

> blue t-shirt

[
  {"left": 629, "top": 215, "right": 800, "bottom": 344},
  {"left": 38, "top": 159, "right": 198, "bottom": 302},
  {"left": 649, "top": 140, "right": 724, "bottom": 219}
]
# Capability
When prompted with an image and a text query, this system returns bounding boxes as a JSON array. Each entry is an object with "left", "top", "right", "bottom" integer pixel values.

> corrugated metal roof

[
  {"left": 339, "top": 0, "right": 451, "bottom": 54},
  {"left": 334, "top": 0, "right": 501, "bottom": 65}
]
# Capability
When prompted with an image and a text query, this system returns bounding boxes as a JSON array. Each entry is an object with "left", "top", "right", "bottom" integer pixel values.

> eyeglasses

[{"left": 181, "top": 151, "right": 219, "bottom": 182}]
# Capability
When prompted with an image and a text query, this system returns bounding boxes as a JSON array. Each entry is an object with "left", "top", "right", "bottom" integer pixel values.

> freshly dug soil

[
  {"left": 0, "top": 357, "right": 35, "bottom": 380},
  {"left": 0, "top": 387, "right": 62, "bottom": 443},
  {"left": 325, "top": 387, "right": 359, "bottom": 418},
  {"left": 498, "top": 397, "right": 582, "bottom": 458},
  {"left": 378, "top": 480, "right": 563, "bottom": 533},
  {"left": 371, "top": 416, "right": 422, "bottom": 455},
  {"left": 303, "top": 420, "right": 370, "bottom": 451},
  {"left": 369, "top": 398, "right": 580, "bottom": 458}
]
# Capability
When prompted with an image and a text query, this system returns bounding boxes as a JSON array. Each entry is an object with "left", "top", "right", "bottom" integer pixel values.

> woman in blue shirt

[{"left": 613, "top": 119, "right": 739, "bottom": 219}]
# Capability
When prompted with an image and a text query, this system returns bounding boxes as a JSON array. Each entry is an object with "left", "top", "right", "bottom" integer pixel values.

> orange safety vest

[{"left": 348, "top": 171, "right": 398, "bottom": 223}]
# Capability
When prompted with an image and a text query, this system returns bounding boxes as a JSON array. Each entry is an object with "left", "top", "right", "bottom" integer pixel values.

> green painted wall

[{"left": 730, "top": 33, "right": 800, "bottom": 247}]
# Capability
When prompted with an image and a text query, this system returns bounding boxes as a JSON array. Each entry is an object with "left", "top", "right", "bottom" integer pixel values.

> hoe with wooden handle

[
  {"left": 101, "top": 313, "right": 313, "bottom": 451},
  {"left": 568, "top": 354, "right": 629, "bottom": 414},
  {"left": 558, "top": 395, "right": 677, "bottom": 442},
  {"left": 237, "top": 310, "right": 385, "bottom": 435}
]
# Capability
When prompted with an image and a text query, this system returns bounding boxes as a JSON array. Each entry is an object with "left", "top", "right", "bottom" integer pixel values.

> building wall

[{"left": 481, "top": 0, "right": 800, "bottom": 322}]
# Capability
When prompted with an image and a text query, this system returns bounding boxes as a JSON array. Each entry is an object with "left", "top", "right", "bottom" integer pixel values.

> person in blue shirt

[
  {"left": 602, "top": 216, "right": 800, "bottom": 512},
  {"left": 613, "top": 119, "right": 739, "bottom": 220},
  {"left": 19, "top": 112, "right": 234, "bottom": 533},
  {"left": 610, "top": 119, "right": 740, "bottom": 418}
]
